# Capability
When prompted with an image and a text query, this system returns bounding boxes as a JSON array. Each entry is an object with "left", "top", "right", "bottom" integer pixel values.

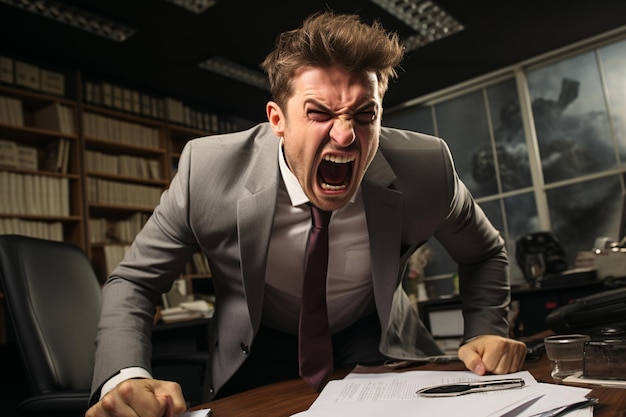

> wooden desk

[{"left": 198, "top": 356, "right": 626, "bottom": 417}]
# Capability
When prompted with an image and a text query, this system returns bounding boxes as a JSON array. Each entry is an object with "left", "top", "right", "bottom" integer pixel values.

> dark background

[{"left": 1, "top": 0, "right": 625, "bottom": 123}]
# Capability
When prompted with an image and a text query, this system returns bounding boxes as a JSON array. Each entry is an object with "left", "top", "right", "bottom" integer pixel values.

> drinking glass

[{"left": 544, "top": 334, "right": 591, "bottom": 382}]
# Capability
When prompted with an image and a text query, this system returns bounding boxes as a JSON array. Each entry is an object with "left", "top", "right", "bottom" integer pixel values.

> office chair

[
  {"left": 0, "top": 235, "right": 100, "bottom": 416},
  {"left": 0, "top": 235, "right": 208, "bottom": 416}
]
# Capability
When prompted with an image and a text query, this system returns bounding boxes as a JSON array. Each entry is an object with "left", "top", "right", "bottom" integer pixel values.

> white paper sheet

[
  {"left": 290, "top": 370, "right": 593, "bottom": 417},
  {"left": 178, "top": 408, "right": 212, "bottom": 417}
]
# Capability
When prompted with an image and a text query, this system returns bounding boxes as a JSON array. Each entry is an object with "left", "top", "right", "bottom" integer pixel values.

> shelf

[
  {"left": 0, "top": 213, "right": 82, "bottom": 221},
  {"left": 82, "top": 103, "right": 164, "bottom": 126},
  {"left": 0, "top": 59, "right": 234, "bottom": 284},
  {"left": 0, "top": 84, "right": 83, "bottom": 248},
  {"left": 85, "top": 171, "right": 169, "bottom": 186},
  {"left": 88, "top": 202, "right": 158, "bottom": 215},
  {"left": 168, "top": 125, "right": 209, "bottom": 155},
  {"left": 0, "top": 84, "right": 75, "bottom": 107},
  {"left": 84, "top": 137, "right": 165, "bottom": 155},
  {"left": 0, "top": 123, "right": 77, "bottom": 141}
]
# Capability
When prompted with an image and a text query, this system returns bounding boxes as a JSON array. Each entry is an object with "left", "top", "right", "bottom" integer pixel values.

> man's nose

[{"left": 330, "top": 117, "right": 356, "bottom": 147}]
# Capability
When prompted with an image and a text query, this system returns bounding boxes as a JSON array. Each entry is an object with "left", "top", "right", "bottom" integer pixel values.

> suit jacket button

[{"left": 240, "top": 343, "right": 250, "bottom": 354}]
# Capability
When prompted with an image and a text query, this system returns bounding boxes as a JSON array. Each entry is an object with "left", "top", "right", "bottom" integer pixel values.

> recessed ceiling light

[
  {"left": 165, "top": 0, "right": 217, "bottom": 14},
  {"left": 198, "top": 56, "right": 270, "bottom": 91},
  {"left": 370, "top": 0, "right": 464, "bottom": 51},
  {"left": 0, "top": 0, "right": 135, "bottom": 42}
]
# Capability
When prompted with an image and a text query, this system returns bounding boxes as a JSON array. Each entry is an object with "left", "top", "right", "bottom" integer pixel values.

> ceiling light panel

[
  {"left": 198, "top": 56, "right": 270, "bottom": 91},
  {"left": 0, "top": 0, "right": 135, "bottom": 42},
  {"left": 370, "top": 0, "right": 464, "bottom": 51},
  {"left": 165, "top": 0, "right": 217, "bottom": 14}
]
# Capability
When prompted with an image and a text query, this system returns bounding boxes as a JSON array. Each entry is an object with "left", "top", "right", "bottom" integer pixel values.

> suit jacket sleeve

[
  {"left": 432, "top": 142, "right": 510, "bottom": 342},
  {"left": 90, "top": 140, "right": 200, "bottom": 403}
]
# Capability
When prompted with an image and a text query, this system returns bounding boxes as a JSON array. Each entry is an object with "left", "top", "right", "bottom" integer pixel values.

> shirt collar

[{"left": 278, "top": 139, "right": 309, "bottom": 207}]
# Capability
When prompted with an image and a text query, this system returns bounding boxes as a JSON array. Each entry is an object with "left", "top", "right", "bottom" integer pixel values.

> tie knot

[{"left": 309, "top": 204, "right": 332, "bottom": 230}]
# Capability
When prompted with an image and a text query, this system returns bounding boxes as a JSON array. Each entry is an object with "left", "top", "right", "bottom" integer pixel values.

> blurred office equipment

[
  {"left": 516, "top": 231, "right": 568, "bottom": 288},
  {"left": 546, "top": 287, "right": 626, "bottom": 337}
]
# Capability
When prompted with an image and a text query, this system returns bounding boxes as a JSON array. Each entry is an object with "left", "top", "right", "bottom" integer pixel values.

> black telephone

[{"left": 546, "top": 287, "right": 626, "bottom": 336}]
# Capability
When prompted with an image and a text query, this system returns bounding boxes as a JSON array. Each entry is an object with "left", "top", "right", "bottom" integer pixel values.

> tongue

[{"left": 319, "top": 159, "right": 350, "bottom": 185}]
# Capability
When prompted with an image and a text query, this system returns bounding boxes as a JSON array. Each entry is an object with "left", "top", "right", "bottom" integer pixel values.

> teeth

[
  {"left": 321, "top": 182, "right": 347, "bottom": 191},
  {"left": 323, "top": 154, "right": 354, "bottom": 164},
  {"left": 319, "top": 154, "right": 353, "bottom": 191}
]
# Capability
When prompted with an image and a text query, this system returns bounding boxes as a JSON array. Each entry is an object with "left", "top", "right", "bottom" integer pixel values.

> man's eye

[
  {"left": 308, "top": 110, "right": 332, "bottom": 122},
  {"left": 355, "top": 112, "right": 377, "bottom": 124}
]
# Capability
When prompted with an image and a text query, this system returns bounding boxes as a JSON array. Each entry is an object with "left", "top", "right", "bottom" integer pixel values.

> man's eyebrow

[
  {"left": 304, "top": 99, "right": 379, "bottom": 114},
  {"left": 303, "top": 98, "right": 331, "bottom": 112},
  {"left": 357, "top": 101, "right": 379, "bottom": 112}
]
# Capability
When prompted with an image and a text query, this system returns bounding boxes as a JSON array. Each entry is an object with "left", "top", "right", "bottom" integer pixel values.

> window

[{"left": 385, "top": 35, "right": 626, "bottom": 286}]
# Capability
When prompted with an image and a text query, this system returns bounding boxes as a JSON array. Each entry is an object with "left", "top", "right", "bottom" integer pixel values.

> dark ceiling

[{"left": 1, "top": 0, "right": 625, "bottom": 124}]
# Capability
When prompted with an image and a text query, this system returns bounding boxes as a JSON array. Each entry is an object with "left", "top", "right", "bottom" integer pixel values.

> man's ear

[{"left": 266, "top": 101, "right": 285, "bottom": 137}]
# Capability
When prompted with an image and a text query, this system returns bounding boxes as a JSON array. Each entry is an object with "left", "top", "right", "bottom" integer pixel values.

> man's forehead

[{"left": 292, "top": 67, "right": 380, "bottom": 105}]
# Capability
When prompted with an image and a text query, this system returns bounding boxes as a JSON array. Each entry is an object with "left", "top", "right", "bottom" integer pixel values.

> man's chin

[{"left": 312, "top": 188, "right": 354, "bottom": 211}]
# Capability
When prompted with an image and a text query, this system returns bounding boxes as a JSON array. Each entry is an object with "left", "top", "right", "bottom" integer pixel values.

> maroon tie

[{"left": 298, "top": 204, "right": 333, "bottom": 391}]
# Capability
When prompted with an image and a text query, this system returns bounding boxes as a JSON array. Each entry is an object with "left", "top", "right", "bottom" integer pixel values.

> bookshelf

[
  {"left": 0, "top": 56, "right": 228, "bottom": 289},
  {"left": 82, "top": 103, "right": 168, "bottom": 281},
  {"left": 0, "top": 84, "right": 84, "bottom": 249}
]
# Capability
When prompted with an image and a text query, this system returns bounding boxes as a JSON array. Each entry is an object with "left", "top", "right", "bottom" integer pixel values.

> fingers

[
  {"left": 459, "top": 335, "right": 527, "bottom": 376},
  {"left": 85, "top": 379, "right": 186, "bottom": 417},
  {"left": 154, "top": 381, "right": 187, "bottom": 417},
  {"left": 457, "top": 346, "right": 486, "bottom": 375}
]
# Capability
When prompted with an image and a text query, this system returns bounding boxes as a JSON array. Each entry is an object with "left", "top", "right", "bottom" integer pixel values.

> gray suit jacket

[{"left": 91, "top": 123, "right": 510, "bottom": 401}]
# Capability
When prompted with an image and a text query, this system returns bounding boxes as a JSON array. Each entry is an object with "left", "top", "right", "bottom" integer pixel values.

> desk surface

[{"left": 198, "top": 356, "right": 626, "bottom": 417}]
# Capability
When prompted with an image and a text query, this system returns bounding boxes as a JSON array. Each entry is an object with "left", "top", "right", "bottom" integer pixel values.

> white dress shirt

[{"left": 262, "top": 142, "right": 374, "bottom": 334}]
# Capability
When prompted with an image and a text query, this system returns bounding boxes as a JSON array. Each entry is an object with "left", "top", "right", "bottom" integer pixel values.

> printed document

[{"left": 290, "top": 370, "right": 592, "bottom": 417}]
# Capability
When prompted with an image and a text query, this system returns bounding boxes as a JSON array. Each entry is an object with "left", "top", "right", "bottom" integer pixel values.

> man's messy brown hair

[{"left": 260, "top": 11, "right": 404, "bottom": 109}]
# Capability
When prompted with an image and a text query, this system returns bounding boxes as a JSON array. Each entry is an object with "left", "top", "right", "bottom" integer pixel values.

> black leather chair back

[{"left": 0, "top": 235, "right": 101, "bottom": 415}]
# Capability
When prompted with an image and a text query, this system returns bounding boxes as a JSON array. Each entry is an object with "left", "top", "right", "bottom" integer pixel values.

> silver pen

[{"left": 416, "top": 378, "right": 525, "bottom": 397}]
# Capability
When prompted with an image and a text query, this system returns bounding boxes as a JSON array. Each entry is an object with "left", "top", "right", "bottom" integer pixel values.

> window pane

[
  {"left": 599, "top": 39, "right": 626, "bottom": 165},
  {"left": 435, "top": 90, "right": 497, "bottom": 197},
  {"left": 547, "top": 175, "right": 622, "bottom": 266},
  {"left": 503, "top": 192, "right": 539, "bottom": 285},
  {"left": 487, "top": 79, "right": 532, "bottom": 191},
  {"left": 422, "top": 199, "right": 506, "bottom": 282},
  {"left": 383, "top": 105, "right": 434, "bottom": 135},
  {"left": 527, "top": 52, "right": 615, "bottom": 183}
]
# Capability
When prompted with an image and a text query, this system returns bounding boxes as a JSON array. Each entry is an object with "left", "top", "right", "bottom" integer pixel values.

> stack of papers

[
  {"left": 160, "top": 300, "right": 214, "bottom": 323},
  {"left": 291, "top": 370, "right": 593, "bottom": 417}
]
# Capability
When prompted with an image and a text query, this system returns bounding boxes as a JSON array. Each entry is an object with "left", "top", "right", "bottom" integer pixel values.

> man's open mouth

[{"left": 317, "top": 154, "right": 354, "bottom": 191}]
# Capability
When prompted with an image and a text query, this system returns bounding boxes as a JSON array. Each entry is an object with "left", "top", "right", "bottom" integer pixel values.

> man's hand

[
  {"left": 86, "top": 378, "right": 187, "bottom": 417},
  {"left": 458, "top": 335, "right": 527, "bottom": 376}
]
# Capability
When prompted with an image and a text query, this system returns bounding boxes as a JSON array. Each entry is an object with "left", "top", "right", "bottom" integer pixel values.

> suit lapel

[
  {"left": 237, "top": 135, "right": 280, "bottom": 332},
  {"left": 362, "top": 151, "right": 403, "bottom": 330}
]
